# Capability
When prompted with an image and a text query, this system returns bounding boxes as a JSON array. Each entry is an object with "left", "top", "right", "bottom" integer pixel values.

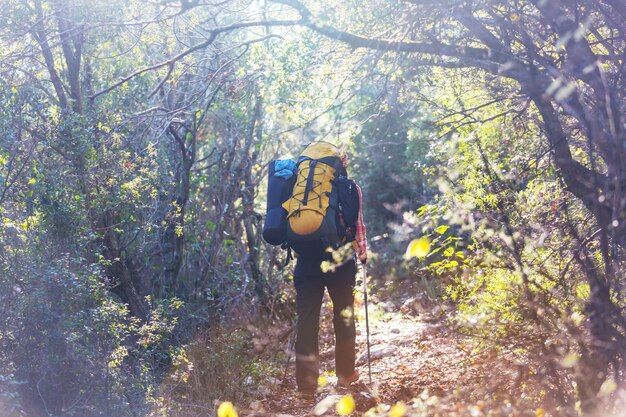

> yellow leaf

[
  {"left": 218, "top": 401, "right": 238, "bottom": 417},
  {"left": 318, "top": 374, "right": 328, "bottom": 387},
  {"left": 336, "top": 395, "right": 355, "bottom": 416},
  {"left": 390, "top": 402, "right": 407, "bottom": 417},
  {"left": 405, "top": 237, "right": 431, "bottom": 259},
  {"left": 599, "top": 378, "right": 617, "bottom": 396},
  {"left": 560, "top": 353, "right": 579, "bottom": 368},
  {"left": 535, "top": 408, "right": 545, "bottom": 417}
]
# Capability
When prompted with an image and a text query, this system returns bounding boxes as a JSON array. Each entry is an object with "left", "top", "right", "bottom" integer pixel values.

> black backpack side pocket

[
  {"left": 335, "top": 176, "right": 359, "bottom": 241},
  {"left": 263, "top": 160, "right": 296, "bottom": 245}
]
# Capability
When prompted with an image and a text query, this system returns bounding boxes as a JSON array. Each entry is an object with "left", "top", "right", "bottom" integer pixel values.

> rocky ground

[{"left": 239, "top": 294, "right": 533, "bottom": 417}]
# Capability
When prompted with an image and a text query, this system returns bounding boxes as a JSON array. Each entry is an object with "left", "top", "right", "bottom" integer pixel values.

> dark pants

[{"left": 293, "top": 257, "right": 357, "bottom": 392}]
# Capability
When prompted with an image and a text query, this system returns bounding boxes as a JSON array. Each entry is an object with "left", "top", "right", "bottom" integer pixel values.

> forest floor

[{"left": 242, "top": 289, "right": 542, "bottom": 417}]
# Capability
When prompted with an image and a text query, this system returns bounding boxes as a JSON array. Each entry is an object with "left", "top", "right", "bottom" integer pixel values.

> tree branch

[
  {"left": 273, "top": 0, "right": 510, "bottom": 62},
  {"left": 32, "top": 0, "right": 68, "bottom": 109},
  {"left": 89, "top": 19, "right": 299, "bottom": 100}
]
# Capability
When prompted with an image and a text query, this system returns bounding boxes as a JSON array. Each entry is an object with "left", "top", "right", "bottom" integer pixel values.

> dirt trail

[{"left": 243, "top": 298, "right": 486, "bottom": 416}]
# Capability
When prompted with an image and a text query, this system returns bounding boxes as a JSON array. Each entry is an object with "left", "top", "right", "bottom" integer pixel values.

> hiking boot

[
  {"left": 337, "top": 370, "right": 359, "bottom": 388},
  {"left": 298, "top": 390, "right": 316, "bottom": 404}
]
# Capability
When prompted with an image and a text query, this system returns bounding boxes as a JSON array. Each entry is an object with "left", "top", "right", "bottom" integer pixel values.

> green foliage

[
  {"left": 398, "top": 88, "right": 603, "bottom": 410},
  {"left": 2, "top": 0, "right": 626, "bottom": 414},
  {"left": 349, "top": 88, "right": 437, "bottom": 237},
  {"left": 149, "top": 327, "right": 280, "bottom": 416}
]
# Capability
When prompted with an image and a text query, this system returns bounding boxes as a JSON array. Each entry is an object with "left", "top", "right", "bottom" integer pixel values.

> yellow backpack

[{"left": 282, "top": 142, "right": 345, "bottom": 254}]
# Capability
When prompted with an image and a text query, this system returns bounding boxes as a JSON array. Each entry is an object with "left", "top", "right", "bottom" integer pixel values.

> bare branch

[{"left": 89, "top": 19, "right": 298, "bottom": 100}]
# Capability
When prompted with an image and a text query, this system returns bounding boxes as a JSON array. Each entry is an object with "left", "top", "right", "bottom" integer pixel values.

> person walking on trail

[
  {"left": 261, "top": 141, "right": 367, "bottom": 399},
  {"left": 292, "top": 152, "right": 368, "bottom": 399}
]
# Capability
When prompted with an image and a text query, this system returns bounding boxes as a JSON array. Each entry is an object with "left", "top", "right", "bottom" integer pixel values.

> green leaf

[{"left": 434, "top": 225, "right": 449, "bottom": 235}]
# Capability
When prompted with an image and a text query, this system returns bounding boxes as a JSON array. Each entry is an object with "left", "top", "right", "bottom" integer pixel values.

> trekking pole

[
  {"left": 362, "top": 263, "right": 372, "bottom": 384},
  {"left": 282, "top": 327, "right": 296, "bottom": 383}
]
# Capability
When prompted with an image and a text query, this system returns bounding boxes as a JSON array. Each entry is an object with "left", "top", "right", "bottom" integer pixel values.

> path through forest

[{"left": 243, "top": 294, "right": 535, "bottom": 417}]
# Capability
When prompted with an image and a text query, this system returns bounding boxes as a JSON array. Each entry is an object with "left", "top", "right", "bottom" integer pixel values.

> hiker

[
  {"left": 262, "top": 141, "right": 367, "bottom": 398},
  {"left": 292, "top": 151, "right": 367, "bottom": 398}
]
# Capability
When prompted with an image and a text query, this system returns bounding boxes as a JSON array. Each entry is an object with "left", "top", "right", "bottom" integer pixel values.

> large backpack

[{"left": 281, "top": 142, "right": 358, "bottom": 256}]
